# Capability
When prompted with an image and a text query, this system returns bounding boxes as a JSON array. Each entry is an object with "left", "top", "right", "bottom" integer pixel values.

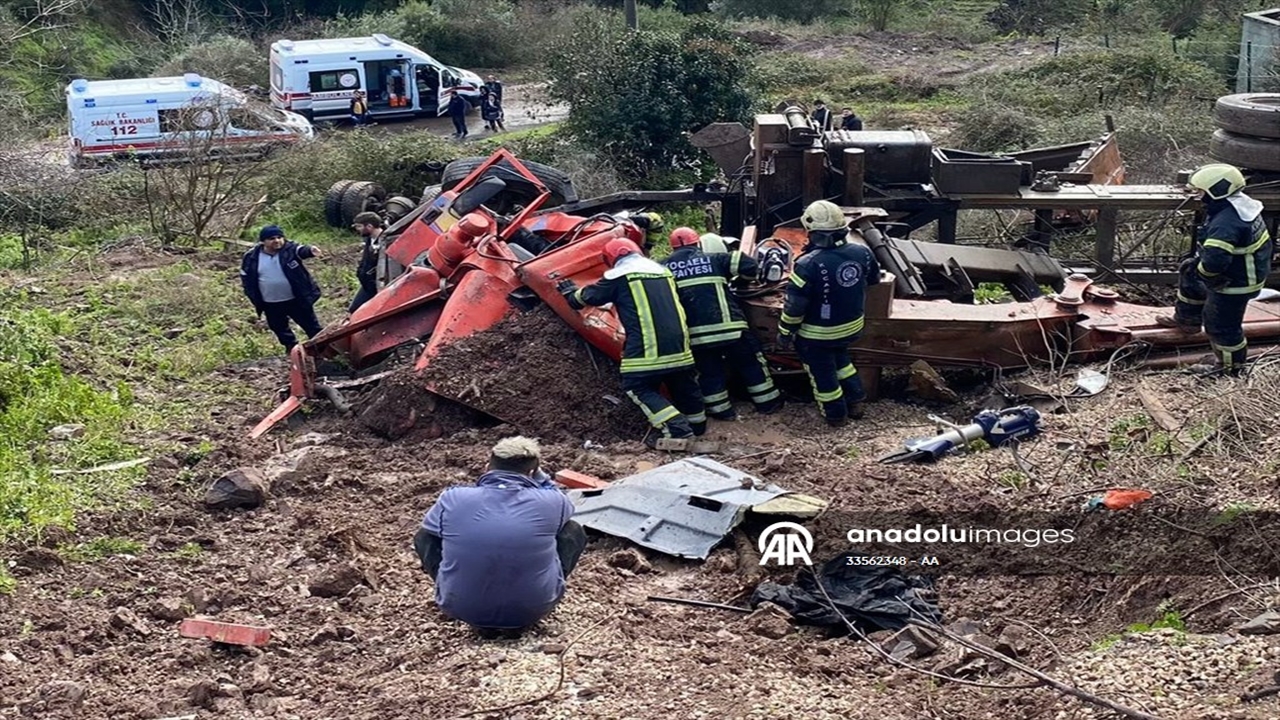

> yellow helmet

[
  {"left": 1189, "top": 163, "right": 1246, "bottom": 201},
  {"left": 699, "top": 233, "right": 728, "bottom": 254},
  {"left": 801, "top": 200, "right": 847, "bottom": 231}
]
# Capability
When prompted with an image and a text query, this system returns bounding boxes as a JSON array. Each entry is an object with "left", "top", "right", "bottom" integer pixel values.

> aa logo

[{"left": 758, "top": 522, "right": 814, "bottom": 567}]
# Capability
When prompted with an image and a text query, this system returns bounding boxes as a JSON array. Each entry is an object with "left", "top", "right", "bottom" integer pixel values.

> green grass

[
  {"left": 60, "top": 535, "right": 143, "bottom": 562},
  {"left": 1093, "top": 608, "right": 1187, "bottom": 651},
  {"left": 0, "top": 566, "right": 15, "bottom": 595}
]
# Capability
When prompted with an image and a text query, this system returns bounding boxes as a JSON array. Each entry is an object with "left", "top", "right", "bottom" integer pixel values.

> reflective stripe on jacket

[
  {"left": 779, "top": 240, "right": 880, "bottom": 343},
  {"left": 574, "top": 257, "right": 694, "bottom": 373},
  {"left": 662, "top": 247, "right": 758, "bottom": 347}
]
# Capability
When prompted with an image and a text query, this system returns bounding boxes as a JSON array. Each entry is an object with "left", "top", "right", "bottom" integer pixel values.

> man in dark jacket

[
  {"left": 447, "top": 89, "right": 468, "bottom": 139},
  {"left": 840, "top": 107, "right": 863, "bottom": 131},
  {"left": 414, "top": 436, "right": 585, "bottom": 638},
  {"left": 484, "top": 75, "right": 506, "bottom": 131},
  {"left": 240, "top": 225, "right": 324, "bottom": 353},
  {"left": 562, "top": 238, "right": 706, "bottom": 447},
  {"left": 778, "top": 201, "right": 881, "bottom": 426},
  {"left": 349, "top": 211, "right": 383, "bottom": 313},
  {"left": 1157, "top": 163, "right": 1274, "bottom": 375},
  {"left": 662, "top": 227, "right": 782, "bottom": 420},
  {"left": 811, "top": 100, "right": 833, "bottom": 132}
]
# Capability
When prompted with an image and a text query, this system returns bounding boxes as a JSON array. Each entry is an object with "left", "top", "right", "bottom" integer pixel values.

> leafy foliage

[
  {"left": 713, "top": 0, "right": 851, "bottom": 23},
  {"left": 547, "top": 15, "right": 758, "bottom": 180},
  {"left": 155, "top": 34, "right": 266, "bottom": 87}
]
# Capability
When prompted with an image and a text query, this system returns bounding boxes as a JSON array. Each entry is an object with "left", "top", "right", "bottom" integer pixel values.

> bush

[
  {"left": 948, "top": 105, "right": 1041, "bottom": 153},
  {"left": 986, "top": 0, "right": 1094, "bottom": 34},
  {"left": 155, "top": 35, "right": 266, "bottom": 88},
  {"left": 323, "top": 0, "right": 536, "bottom": 69},
  {"left": 547, "top": 14, "right": 758, "bottom": 180},
  {"left": 713, "top": 0, "right": 851, "bottom": 23}
]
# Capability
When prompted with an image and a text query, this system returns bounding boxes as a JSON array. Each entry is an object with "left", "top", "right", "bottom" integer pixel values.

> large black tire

[
  {"left": 1213, "top": 94, "right": 1280, "bottom": 139},
  {"left": 340, "top": 181, "right": 387, "bottom": 228},
  {"left": 440, "top": 156, "right": 577, "bottom": 210},
  {"left": 384, "top": 195, "right": 417, "bottom": 224},
  {"left": 324, "top": 180, "right": 357, "bottom": 227},
  {"left": 1209, "top": 129, "right": 1280, "bottom": 172}
]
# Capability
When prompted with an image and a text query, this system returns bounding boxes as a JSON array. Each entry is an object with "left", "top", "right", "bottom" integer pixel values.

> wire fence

[{"left": 1046, "top": 34, "right": 1278, "bottom": 93}]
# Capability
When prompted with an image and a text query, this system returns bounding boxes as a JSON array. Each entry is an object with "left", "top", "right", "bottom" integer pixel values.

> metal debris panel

[{"left": 566, "top": 457, "right": 818, "bottom": 560}]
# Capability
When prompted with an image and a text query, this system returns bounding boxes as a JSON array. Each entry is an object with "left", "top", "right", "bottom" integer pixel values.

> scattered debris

[
  {"left": 1239, "top": 609, "right": 1280, "bottom": 635},
  {"left": 744, "top": 601, "right": 794, "bottom": 639},
  {"left": 566, "top": 458, "right": 827, "bottom": 559},
  {"left": 148, "top": 597, "right": 192, "bottom": 623},
  {"left": 308, "top": 563, "right": 368, "bottom": 598},
  {"left": 37, "top": 680, "right": 87, "bottom": 711},
  {"left": 652, "top": 437, "right": 725, "bottom": 453},
  {"left": 554, "top": 469, "right": 610, "bottom": 490},
  {"left": 47, "top": 423, "right": 85, "bottom": 441},
  {"left": 886, "top": 625, "right": 940, "bottom": 661},
  {"left": 109, "top": 607, "right": 153, "bottom": 636},
  {"left": 51, "top": 457, "right": 152, "bottom": 476},
  {"left": 179, "top": 617, "right": 273, "bottom": 647},
  {"left": 646, "top": 595, "right": 751, "bottom": 613},
  {"left": 1083, "top": 488, "right": 1154, "bottom": 512},
  {"left": 606, "top": 549, "right": 653, "bottom": 574},
  {"left": 908, "top": 360, "right": 960, "bottom": 403},
  {"left": 879, "top": 406, "right": 1042, "bottom": 464},
  {"left": 752, "top": 556, "right": 942, "bottom": 632},
  {"left": 1069, "top": 367, "right": 1109, "bottom": 396},
  {"left": 203, "top": 468, "right": 268, "bottom": 511}
]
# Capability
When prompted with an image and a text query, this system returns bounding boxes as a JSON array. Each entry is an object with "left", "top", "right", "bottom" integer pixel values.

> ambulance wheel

[
  {"left": 340, "top": 181, "right": 387, "bottom": 227},
  {"left": 1213, "top": 94, "right": 1280, "bottom": 139},
  {"left": 440, "top": 157, "right": 577, "bottom": 210},
  {"left": 325, "top": 180, "right": 357, "bottom": 227},
  {"left": 1209, "top": 129, "right": 1280, "bottom": 172}
]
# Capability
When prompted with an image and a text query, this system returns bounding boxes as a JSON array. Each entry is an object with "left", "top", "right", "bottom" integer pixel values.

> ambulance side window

[
  {"left": 309, "top": 70, "right": 360, "bottom": 93},
  {"left": 159, "top": 107, "right": 222, "bottom": 133}
]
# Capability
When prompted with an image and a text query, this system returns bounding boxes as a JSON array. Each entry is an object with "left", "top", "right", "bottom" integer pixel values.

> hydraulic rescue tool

[{"left": 878, "top": 406, "right": 1043, "bottom": 464}]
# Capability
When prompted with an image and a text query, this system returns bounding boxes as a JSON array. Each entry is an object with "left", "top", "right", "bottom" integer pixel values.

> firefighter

[
  {"left": 629, "top": 212, "right": 664, "bottom": 254},
  {"left": 1157, "top": 163, "right": 1273, "bottom": 375},
  {"left": 662, "top": 226, "right": 782, "bottom": 420},
  {"left": 561, "top": 238, "right": 706, "bottom": 447},
  {"left": 777, "top": 200, "right": 881, "bottom": 426}
]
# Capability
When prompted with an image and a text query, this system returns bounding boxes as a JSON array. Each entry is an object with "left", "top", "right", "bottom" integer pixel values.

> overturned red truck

[{"left": 250, "top": 115, "right": 1280, "bottom": 437}]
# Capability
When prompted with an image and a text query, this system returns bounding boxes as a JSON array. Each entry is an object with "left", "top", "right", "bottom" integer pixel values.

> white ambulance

[
  {"left": 268, "top": 34, "right": 484, "bottom": 121},
  {"left": 65, "top": 73, "right": 314, "bottom": 168}
]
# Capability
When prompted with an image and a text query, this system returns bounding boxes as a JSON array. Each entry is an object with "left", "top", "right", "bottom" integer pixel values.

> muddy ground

[{"left": 3, "top": 247, "right": 1279, "bottom": 720}]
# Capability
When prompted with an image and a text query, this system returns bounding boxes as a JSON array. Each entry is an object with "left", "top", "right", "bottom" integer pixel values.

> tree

[{"left": 546, "top": 16, "right": 757, "bottom": 180}]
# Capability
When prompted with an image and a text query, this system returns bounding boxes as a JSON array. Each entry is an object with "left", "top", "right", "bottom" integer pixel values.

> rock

[
  {"left": 886, "top": 626, "right": 939, "bottom": 661},
  {"left": 204, "top": 468, "right": 268, "bottom": 511},
  {"left": 1240, "top": 610, "right": 1280, "bottom": 635},
  {"left": 163, "top": 327, "right": 186, "bottom": 339},
  {"left": 186, "top": 679, "right": 219, "bottom": 709},
  {"left": 39, "top": 680, "right": 86, "bottom": 709},
  {"left": 1, "top": 651, "right": 19, "bottom": 664},
  {"left": 109, "top": 607, "right": 153, "bottom": 636},
  {"left": 148, "top": 597, "right": 191, "bottom": 622},
  {"left": 243, "top": 662, "right": 272, "bottom": 692},
  {"left": 575, "top": 687, "right": 601, "bottom": 700},
  {"left": 540, "top": 643, "right": 567, "bottom": 654},
  {"left": 308, "top": 563, "right": 366, "bottom": 598},
  {"left": 48, "top": 424, "right": 86, "bottom": 441},
  {"left": 908, "top": 360, "right": 960, "bottom": 403},
  {"left": 606, "top": 549, "right": 653, "bottom": 574},
  {"left": 290, "top": 432, "right": 333, "bottom": 449},
  {"left": 996, "top": 625, "right": 1028, "bottom": 657},
  {"left": 263, "top": 447, "right": 318, "bottom": 488},
  {"left": 744, "top": 602, "right": 794, "bottom": 640},
  {"left": 485, "top": 652, "right": 505, "bottom": 668},
  {"left": 16, "top": 547, "right": 62, "bottom": 571}
]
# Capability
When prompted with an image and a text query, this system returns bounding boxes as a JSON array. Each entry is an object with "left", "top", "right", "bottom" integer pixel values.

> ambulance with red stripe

[
  {"left": 269, "top": 34, "right": 483, "bottom": 122},
  {"left": 65, "top": 73, "right": 313, "bottom": 168}
]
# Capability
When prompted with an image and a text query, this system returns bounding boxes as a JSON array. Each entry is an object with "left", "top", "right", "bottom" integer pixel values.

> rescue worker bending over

[
  {"left": 778, "top": 200, "right": 880, "bottom": 427},
  {"left": 561, "top": 238, "right": 707, "bottom": 447},
  {"left": 662, "top": 227, "right": 782, "bottom": 420},
  {"left": 1157, "top": 163, "right": 1273, "bottom": 375},
  {"left": 629, "top": 212, "right": 664, "bottom": 255}
]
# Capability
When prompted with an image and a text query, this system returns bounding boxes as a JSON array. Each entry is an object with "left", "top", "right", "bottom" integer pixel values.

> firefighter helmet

[
  {"left": 699, "top": 233, "right": 728, "bottom": 254},
  {"left": 1188, "top": 163, "right": 1246, "bottom": 201},
  {"left": 669, "top": 227, "right": 700, "bottom": 249},
  {"left": 601, "top": 238, "right": 641, "bottom": 267},
  {"left": 801, "top": 200, "right": 847, "bottom": 231}
]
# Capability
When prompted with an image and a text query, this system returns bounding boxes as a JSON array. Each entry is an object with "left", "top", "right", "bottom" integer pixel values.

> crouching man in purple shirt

[{"left": 413, "top": 436, "right": 587, "bottom": 638}]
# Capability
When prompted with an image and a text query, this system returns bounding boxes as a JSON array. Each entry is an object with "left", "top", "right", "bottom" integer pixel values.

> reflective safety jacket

[
  {"left": 662, "top": 247, "right": 757, "bottom": 347},
  {"left": 572, "top": 255, "right": 694, "bottom": 374},
  {"left": 1197, "top": 195, "right": 1273, "bottom": 295},
  {"left": 779, "top": 240, "right": 880, "bottom": 344}
]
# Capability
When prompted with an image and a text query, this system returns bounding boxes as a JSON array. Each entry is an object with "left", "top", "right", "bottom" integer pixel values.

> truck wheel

[
  {"left": 1213, "top": 94, "right": 1280, "bottom": 139},
  {"left": 1209, "top": 129, "right": 1280, "bottom": 172},
  {"left": 440, "top": 157, "right": 577, "bottom": 210},
  {"left": 325, "top": 180, "right": 357, "bottom": 227},
  {"left": 340, "top": 181, "right": 388, "bottom": 227},
  {"left": 384, "top": 195, "right": 417, "bottom": 224}
]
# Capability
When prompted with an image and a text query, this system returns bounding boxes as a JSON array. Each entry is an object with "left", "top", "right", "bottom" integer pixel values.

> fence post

[
  {"left": 1054, "top": 36, "right": 1061, "bottom": 56},
  {"left": 1104, "top": 34, "right": 1110, "bottom": 49},
  {"left": 1246, "top": 41, "right": 1253, "bottom": 93}
]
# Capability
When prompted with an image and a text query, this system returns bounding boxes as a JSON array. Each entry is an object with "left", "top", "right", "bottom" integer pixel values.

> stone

[
  {"left": 908, "top": 360, "right": 960, "bottom": 404},
  {"left": 606, "top": 549, "right": 653, "bottom": 574},
  {"left": 203, "top": 468, "right": 268, "bottom": 511},
  {"left": 1, "top": 651, "right": 19, "bottom": 664},
  {"left": 886, "top": 626, "right": 939, "bottom": 661},
  {"left": 39, "top": 680, "right": 86, "bottom": 709},
  {"left": 744, "top": 601, "right": 794, "bottom": 640},
  {"left": 16, "top": 547, "right": 63, "bottom": 571},
  {"left": 149, "top": 597, "right": 191, "bottom": 623},
  {"left": 186, "top": 679, "right": 220, "bottom": 709},
  {"left": 263, "top": 448, "right": 317, "bottom": 487},
  {"left": 1240, "top": 610, "right": 1280, "bottom": 635},
  {"left": 290, "top": 432, "right": 333, "bottom": 449},
  {"left": 109, "top": 607, "right": 153, "bottom": 636},
  {"left": 308, "top": 563, "right": 366, "bottom": 598},
  {"left": 540, "top": 643, "right": 567, "bottom": 654},
  {"left": 48, "top": 424, "right": 86, "bottom": 441}
]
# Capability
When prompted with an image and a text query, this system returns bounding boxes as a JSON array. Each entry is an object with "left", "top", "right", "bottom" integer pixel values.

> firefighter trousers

[
  {"left": 621, "top": 367, "right": 707, "bottom": 439},
  {"left": 1172, "top": 264, "right": 1255, "bottom": 373},
  {"left": 693, "top": 335, "right": 782, "bottom": 419},
  {"left": 796, "top": 337, "right": 864, "bottom": 421}
]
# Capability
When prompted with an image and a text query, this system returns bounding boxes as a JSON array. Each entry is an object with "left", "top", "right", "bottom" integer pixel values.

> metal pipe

[
  {"left": 843, "top": 148, "right": 865, "bottom": 205},
  {"left": 1140, "top": 344, "right": 1280, "bottom": 370},
  {"left": 315, "top": 384, "right": 352, "bottom": 414}
]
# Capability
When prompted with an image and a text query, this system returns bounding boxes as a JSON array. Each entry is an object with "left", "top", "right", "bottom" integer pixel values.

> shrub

[
  {"left": 547, "top": 14, "right": 758, "bottom": 180},
  {"left": 948, "top": 104, "right": 1040, "bottom": 153},
  {"left": 323, "top": 0, "right": 532, "bottom": 69},
  {"left": 155, "top": 34, "right": 266, "bottom": 88},
  {"left": 713, "top": 0, "right": 852, "bottom": 23},
  {"left": 986, "top": 0, "right": 1094, "bottom": 35}
]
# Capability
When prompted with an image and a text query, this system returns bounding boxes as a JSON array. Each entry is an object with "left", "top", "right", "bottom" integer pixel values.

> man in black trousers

[{"left": 240, "top": 225, "right": 324, "bottom": 353}]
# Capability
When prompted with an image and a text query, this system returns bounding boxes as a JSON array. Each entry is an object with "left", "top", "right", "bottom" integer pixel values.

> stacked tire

[{"left": 1209, "top": 94, "right": 1280, "bottom": 172}]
